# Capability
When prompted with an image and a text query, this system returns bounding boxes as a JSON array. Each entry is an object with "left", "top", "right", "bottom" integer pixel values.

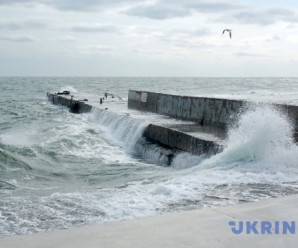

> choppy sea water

[{"left": 0, "top": 77, "right": 298, "bottom": 237}]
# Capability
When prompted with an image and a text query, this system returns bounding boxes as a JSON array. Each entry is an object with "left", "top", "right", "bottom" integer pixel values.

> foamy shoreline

[{"left": 1, "top": 195, "right": 297, "bottom": 248}]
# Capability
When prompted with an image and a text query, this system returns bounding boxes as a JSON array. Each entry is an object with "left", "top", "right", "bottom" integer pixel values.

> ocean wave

[
  {"left": 0, "top": 148, "right": 32, "bottom": 171},
  {"left": 198, "top": 104, "right": 298, "bottom": 172}
]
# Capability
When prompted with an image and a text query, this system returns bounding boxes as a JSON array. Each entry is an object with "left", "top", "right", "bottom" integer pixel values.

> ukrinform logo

[{"left": 229, "top": 221, "right": 296, "bottom": 235}]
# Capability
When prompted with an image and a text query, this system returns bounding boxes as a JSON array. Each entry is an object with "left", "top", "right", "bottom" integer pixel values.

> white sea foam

[
  {"left": 171, "top": 152, "right": 205, "bottom": 169},
  {"left": 0, "top": 127, "right": 44, "bottom": 146},
  {"left": 39, "top": 113, "right": 140, "bottom": 165},
  {"left": 2, "top": 77, "right": 298, "bottom": 237},
  {"left": 59, "top": 86, "right": 78, "bottom": 93},
  {"left": 89, "top": 108, "right": 148, "bottom": 152},
  {"left": 198, "top": 104, "right": 298, "bottom": 172},
  {"left": 88, "top": 109, "right": 184, "bottom": 165},
  {"left": 4, "top": 163, "right": 294, "bottom": 237}
]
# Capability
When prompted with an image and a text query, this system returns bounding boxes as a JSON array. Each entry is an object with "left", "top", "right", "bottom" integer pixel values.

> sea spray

[
  {"left": 59, "top": 86, "right": 78, "bottom": 93},
  {"left": 199, "top": 104, "right": 298, "bottom": 171},
  {"left": 88, "top": 108, "right": 178, "bottom": 165},
  {"left": 171, "top": 152, "right": 205, "bottom": 169},
  {"left": 89, "top": 108, "right": 148, "bottom": 152},
  {"left": 1, "top": 77, "right": 298, "bottom": 238}
]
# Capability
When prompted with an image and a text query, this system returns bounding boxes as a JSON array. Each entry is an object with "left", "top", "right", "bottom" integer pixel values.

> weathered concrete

[
  {"left": 128, "top": 90, "right": 244, "bottom": 129},
  {"left": 47, "top": 93, "right": 223, "bottom": 163},
  {"left": 1, "top": 194, "right": 297, "bottom": 248},
  {"left": 128, "top": 90, "right": 298, "bottom": 140},
  {"left": 47, "top": 93, "right": 92, "bottom": 114},
  {"left": 144, "top": 124, "right": 222, "bottom": 155}
]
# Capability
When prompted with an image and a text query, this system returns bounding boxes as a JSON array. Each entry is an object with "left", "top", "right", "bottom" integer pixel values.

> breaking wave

[
  {"left": 1, "top": 77, "right": 298, "bottom": 238},
  {"left": 59, "top": 86, "right": 78, "bottom": 93},
  {"left": 199, "top": 104, "right": 298, "bottom": 172},
  {"left": 88, "top": 108, "right": 173, "bottom": 165}
]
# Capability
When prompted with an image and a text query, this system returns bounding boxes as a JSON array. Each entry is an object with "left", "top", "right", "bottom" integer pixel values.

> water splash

[
  {"left": 59, "top": 86, "right": 78, "bottom": 93},
  {"left": 171, "top": 152, "right": 205, "bottom": 169},
  {"left": 88, "top": 108, "right": 173, "bottom": 165},
  {"left": 200, "top": 104, "right": 298, "bottom": 171},
  {"left": 89, "top": 108, "right": 148, "bottom": 152}
]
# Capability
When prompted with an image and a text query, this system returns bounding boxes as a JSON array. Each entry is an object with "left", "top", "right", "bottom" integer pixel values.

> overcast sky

[{"left": 1, "top": 0, "right": 298, "bottom": 76}]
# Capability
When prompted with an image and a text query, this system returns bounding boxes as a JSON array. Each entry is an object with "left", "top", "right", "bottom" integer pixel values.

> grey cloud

[
  {"left": 92, "top": 45, "right": 116, "bottom": 52},
  {"left": 265, "top": 35, "right": 281, "bottom": 42},
  {"left": 187, "top": 2, "right": 244, "bottom": 13},
  {"left": 234, "top": 52, "right": 271, "bottom": 58},
  {"left": 232, "top": 11, "right": 274, "bottom": 25},
  {"left": 272, "top": 35, "right": 281, "bottom": 41},
  {"left": 0, "top": 20, "right": 47, "bottom": 30},
  {"left": 0, "top": 0, "right": 140, "bottom": 11},
  {"left": 0, "top": 0, "right": 32, "bottom": 4},
  {"left": 157, "top": 28, "right": 214, "bottom": 49},
  {"left": 0, "top": 0, "right": 244, "bottom": 19},
  {"left": 166, "top": 28, "right": 212, "bottom": 38},
  {"left": 125, "top": 1, "right": 298, "bottom": 25},
  {"left": 79, "top": 45, "right": 117, "bottom": 55},
  {"left": 230, "top": 8, "right": 298, "bottom": 25},
  {"left": 267, "top": 8, "right": 294, "bottom": 16},
  {"left": 70, "top": 24, "right": 119, "bottom": 33},
  {"left": 286, "top": 23, "right": 298, "bottom": 29},
  {"left": 0, "top": 35, "right": 35, "bottom": 42},
  {"left": 43, "top": 0, "right": 113, "bottom": 11},
  {"left": 125, "top": 5, "right": 190, "bottom": 20},
  {"left": 124, "top": 0, "right": 244, "bottom": 20},
  {"left": 186, "top": 28, "right": 211, "bottom": 37},
  {"left": 234, "top": 52, "right": 256, "bottom": 57},
  {"left": 54, "top": 37, "right": 76, "bottom": 42}
]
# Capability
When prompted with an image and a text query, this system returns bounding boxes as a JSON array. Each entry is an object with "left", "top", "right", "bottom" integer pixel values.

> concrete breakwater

[
  {"left": 47, "top": 93, "right": 224, "bottom": 165},
  {"left": 48, "top": 90, "right": 298, "bottom": 167},
  {"left": 128, "top": 90, "right": 298, "bottom": 139},
  {"left": 144, "top": 124, "right": 221, "bottom": 155},
  {"left": 48, "top": 93, "right": 92, "bottom": 114}
]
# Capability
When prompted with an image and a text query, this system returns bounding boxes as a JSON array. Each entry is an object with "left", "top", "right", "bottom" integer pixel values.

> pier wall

[
  {"left": 47, "top": 93, "right": 223, "bottom": 164},
  {"left": 128, "top": 90, "right": 298, "bottom": 138},
  {"left": 47, "top": 93, "right": 92, "bottom": 114},
  {"left": 144, "top": 124, "right": 221, "bottom": 155},
  {"left": 128, "top": 90, "right": 244, "bottom": 129}
]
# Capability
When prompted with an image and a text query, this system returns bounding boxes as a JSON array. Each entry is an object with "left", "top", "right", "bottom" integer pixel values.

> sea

[{"left": 0, "top": 77, "right": 298, "bottom": 237}]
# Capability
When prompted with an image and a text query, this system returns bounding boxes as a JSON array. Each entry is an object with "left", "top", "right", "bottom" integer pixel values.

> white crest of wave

[
  {"left": 200, "top": 104, "right": 298, "bottom": 171},
  {"left": 59, "top": 86, "right": 78, "bottom": 93},
  {"left": 88, "top": 108, "right": 175, "bottom": 165},
  {"left": 171, "top": 152, "right": 205, "bottom": 169}
]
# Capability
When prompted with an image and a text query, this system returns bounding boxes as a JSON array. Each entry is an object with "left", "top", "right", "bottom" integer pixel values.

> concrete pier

[
  {"left": 48, "top": 90, "right": 298, "bottom": 164},
  {"left": 144, "top": 124, "right": 222, "bottom": 156},
  {"left": 48, "top": 94, "right": 92, "bottom": 114},
  {"left": 47, "top": 93, "right": 225, "bottom": 164},
  {"left": 47, "top": 90, "right": 298, "bottom": 164},
  {"left": 2, "top": 91, "right": 295, "bottom": 247},
  {"left": 128, "top": 90, "right": 298, "bottom": 139}
]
